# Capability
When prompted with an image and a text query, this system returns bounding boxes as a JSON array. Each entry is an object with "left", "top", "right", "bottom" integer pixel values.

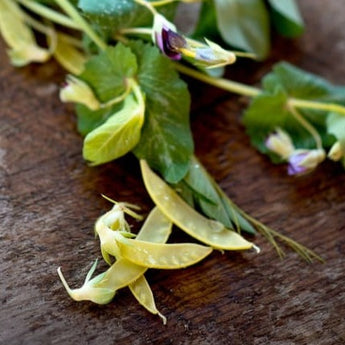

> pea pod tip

[{"left": 253, "top": 244, "right": 261, "bottom": 254}]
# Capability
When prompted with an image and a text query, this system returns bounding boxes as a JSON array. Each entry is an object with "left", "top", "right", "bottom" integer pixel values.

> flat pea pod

[
  {"left": 136, "top": 206, "right": 173, "bottom": 242},
  {"left": 129, "top": 275, "right": 167, "bottom": 324},
  {"left": 114, "top": 232, "right": 212, "bottom": 269},
  {"left": 96, "top": 258, "right": 148, "bottom": 290},
  {"left": 96, "top": 207, "right": 172, "bottom": 290},
  {"left": 140, "top": 159, "right": 255, "bottom": 251},
  {"left": 58, "top": 207, "right": 172, "bottom": 322}
]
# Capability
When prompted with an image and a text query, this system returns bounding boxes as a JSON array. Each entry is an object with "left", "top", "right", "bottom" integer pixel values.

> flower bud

[
  {"left": 57, "top": 264, "right": 115, "bottom": 305},
  {"left": 94, "top": 201, "right": 140, "bottom": 264},
  {"left": 265, "top": 128, "right": 295, "bottom": 159},
  {"left": 288, "top": 148, "right": 326, "bottom": 176},
  {"left": 152, "top": 14, "right": 185, "bottom": 60},
  {"left": 60, "top": 75, "right": 100, "bottom": 110},
  {"left": 151, "top": 14, "right": 236, "bottom": 68},
  {"left": 328, "top": 141, "right": 343, "bottom": 161},
  {"left": 8, "top": 45, "right": 50, "bottom": 67},
  {"left": 192, "top": 39, "right": 236, "bottom": 68}
]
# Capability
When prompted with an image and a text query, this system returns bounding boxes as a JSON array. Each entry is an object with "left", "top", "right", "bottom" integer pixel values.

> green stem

[
  {"left": 288, "top": 104, "right": 323, "bottom": 149},
  {"left": 54, "top": 0, "right": 106, "bottom": 51},
  {"left": 17, "top": 0, "right": 80, "bottom": 29},
  {"left": 149, "top": 0, "right": 177, "bottom": 6},
  {"left": 176, "top": 63, "right": 345, "bottom": 116},
  {"left": 57, "top": 32, "right": 84, "bottom": 49},
  {"left": 289, "top": 98, "right": 345, "bottom": 116},
  {"left": 119, "top": 27, "right": 152, "bottom": 36},
  {"left": 134, "top": 0, "right": 158, "bottom": 15},
  {"left": 100, "top": 83, "right": 132, "bottom": 109},
  {"left": 150, "top": 0, "right": 201, "bottom": 6},
  {"left": 234, "top": 205, "right": 324, "bottom": 262},
  {"left": 22, "top": 11, "right": 55, "bottom": 37},
  {"left": 175, "top": 63, "right": 261, "bottom": 97}
]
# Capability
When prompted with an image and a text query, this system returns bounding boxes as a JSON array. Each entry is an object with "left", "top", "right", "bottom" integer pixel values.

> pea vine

[{"left": 2, "top": 0, "right": 344, "bottom": 322}]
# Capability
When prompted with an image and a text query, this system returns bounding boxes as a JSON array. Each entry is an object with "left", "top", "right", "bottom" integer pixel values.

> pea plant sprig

[{"left": 2, "top": 0, "right": 344, "bottom": 322}]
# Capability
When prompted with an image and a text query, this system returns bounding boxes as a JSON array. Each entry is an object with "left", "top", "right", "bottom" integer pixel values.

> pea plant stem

[
  {"left": 175, "top": 63, "right": 261, "bottom": 97},
  {"left": 119, "top": 28, "right": 153, "bottom": 36},
  {"left": 134, "top": 0, "right": 158, "bottom": 15},
  {"left": 54, "top": 0, "right": 107, "bottom": 51},
  {"left": 289, "top": 98, "right": 345, "bottom": 116},
  {"left": 17, "top": 0, "right": 80, "bottom": 29},
  {"left": 288, "top": 104, "right": 323, "bottom": 149},
  {"left": 176, "top": 63, "right": 345, "bottom": 116}
]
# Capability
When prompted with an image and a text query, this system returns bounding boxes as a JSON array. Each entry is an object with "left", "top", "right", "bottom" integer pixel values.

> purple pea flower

[
  {"left": 265, "top": 129, "right": 325, "bottom": 176},
  {"left": 287, "top": 149, "right": 326, "bottom": 176},
  {"left": 151, "top": 14, "right": 237, "bottom": 68},
  {"left": 152, "top": 14, "right": 186, "bottom": 60}
]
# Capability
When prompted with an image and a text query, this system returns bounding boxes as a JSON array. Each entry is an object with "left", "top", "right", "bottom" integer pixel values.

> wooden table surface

[{"left": 1, "top": 1, "right": 345, "bottom": 344}]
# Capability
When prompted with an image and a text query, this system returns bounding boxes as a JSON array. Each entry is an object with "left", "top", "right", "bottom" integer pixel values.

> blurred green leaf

[
  {"left": 213, "top": 0, "right": 270, "bottom": 60},
  {"left": 268, "top": 0, "right": 304, "bottom": 37},
  {"left": 243, "top": 62, "right": 345, "bottom": 161},
  {"left": 78, "top": 0, "right": 176, "bottom": 34}
]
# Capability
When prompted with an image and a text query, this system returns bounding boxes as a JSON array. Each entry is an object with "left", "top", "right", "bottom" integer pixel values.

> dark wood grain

[{"left": 1, "top": 1, "right": 345, "bottom": 344}]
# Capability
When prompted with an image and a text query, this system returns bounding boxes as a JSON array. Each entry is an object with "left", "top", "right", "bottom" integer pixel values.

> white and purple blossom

[
  {"left": 287, "top": 149, "right": 326, "bottom": 176},
  {"left": 328, "top": 141, "right": 343, "bottom": 161},
  {"left": 151, "top": 14, "right": 236, "bottom": 67},
  {"left": 265, "top": 128, "right": 325, "bottom": 175},
  {"left": 152, "top": 14, "right": 185, "bottom": 60},
  {"left": 265, "top": 128, "right": 295, "bottom": 159}
]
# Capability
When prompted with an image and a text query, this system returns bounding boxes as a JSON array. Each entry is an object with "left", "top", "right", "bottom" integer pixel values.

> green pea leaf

[
  {"left": 76, "top": 102, "right": 123, "bottom": 136},
  {"left": 243, "top": 62, "right": 345, "bottom": 161},
  {"left": 213, "top": 0, "right": 270, "bottom": 60},
  {"left": 78, "top": 0, "right": 176, "bottom": 34},
  {"left": 78, "top": 0, "right": 149, "bottom": 33},
  {"left": 83, "top": 93, "right": 144, "bottom": 165},
  {"left": 327, "top": 113, "right": 345, "bottom": 145},
  {"left": 79, "top": 44, "right": 137, "bottom": 102},
  {"left": 178, "top": 157, "right": 232, "bottom": 228},
  {"left": 243, "top": 88, "right": 291, "bottom": 156},
  {"left": 130, "top": 41, "right": 193, "bottom": 184},
  {"left": 192, "top": 0, "right": 219, "bottom": 41},
  {"left": 263, "top": 63, "right": 345, "bottom": 148},
  {"left": 263, "top": 62, "right": 345, "bottom": 103},
  {"left": 268, "top": 0, "right": 304, "bottom": 37}
]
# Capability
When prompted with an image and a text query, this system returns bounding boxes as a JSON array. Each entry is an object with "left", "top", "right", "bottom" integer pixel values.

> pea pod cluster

[{"left": 58, "top": 163, "right": 258, "bottom": 323}]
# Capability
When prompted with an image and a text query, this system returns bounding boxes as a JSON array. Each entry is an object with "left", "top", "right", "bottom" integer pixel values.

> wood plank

[{"left": 1, "top": 1, "right": 344, "bottom": 344}]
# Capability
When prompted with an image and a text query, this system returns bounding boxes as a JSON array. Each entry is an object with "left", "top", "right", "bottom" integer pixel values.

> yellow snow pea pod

[
  {"left": 97, "top": 207, "right": 170, "bottom": 323},
  {"left": 58, "top": 208, "right": 172, "bottom": 310},
  {"left": 114, "top": 231, "right": 212, "bottom": 269},
  {"left": 53, "top": 33, "right": 87, "bottom": 75},
  {"left": 96, "top": 207, "right": 173, "bottom": 290},
  {"left": 57, "top": 261, "right": 115, "bottom": 305},
  {"left": 0, "top": 0, "right": 51, "bottom": 66},
  {"left": 96, "top": 258, "right": 149, "bottom": 290},
  {"left": 140, "top": 159, "right": 256, "bottom": 251},
  {"left": 129, "top": 275, "right": 167, "bottom": 324},
  {"left": 136, "top": 206, "right": 172, "bottom": 242},
  {"left": 94, "top": 200, "right": 144, "bottom": 264}
]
